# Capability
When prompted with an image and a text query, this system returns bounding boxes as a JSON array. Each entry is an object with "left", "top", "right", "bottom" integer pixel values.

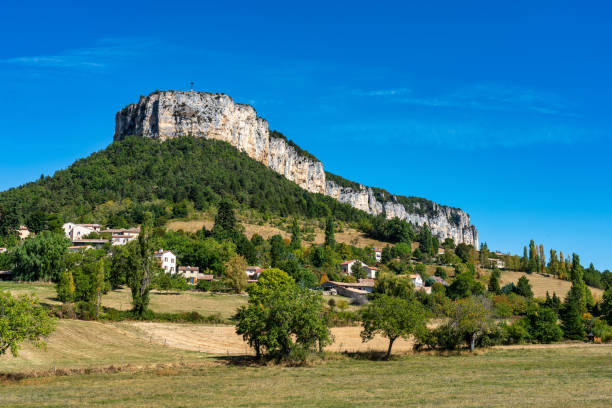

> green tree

[
  {"left": 269, "top": 234, "right": 285, "bottom": 268},
  {"left": 528, "top": 240, "right": 538, "bottom": 274},
  {"left": 56, "top": 271, "right": 76, "bottom": 303},
  {"left": 488, "top": 268, "right": 501, "bottom": 294},
  {"left": 211, "top": 200, "right": 239, "bottom": 241},
  {"left": 516, "top": 275, "right": 534, "bottom": 298},
  {"left": 235, "top": 273, "right": 331, "bottom": 359},
  {"left": 561, "top": 254, "right": 587, "bottom": 340},
  {"left": 0, "top": 206, "right": 19, "bottom": 237},
  {"left": 126, "top": 213, "right": 158, "bottom": 317},
  {"left": 455, "top": 243, "right": 474, "bottom": 264},
  {"left": 450, "top": 296, "right": 495, "bottom": 352},
  {"left": 224, "top": 255, "right": 248, "bottom": 294},
  {"left": 447, "top": 271, "right": 484, "bottom": 300},
  {"left": 351, "top": 261, "right": 366, "bottom": 280},
  {"left": 93, "top": 258, "right": 105, "bottom": 318},
  {"left": 373, "top": 272, "right": 414, "bottom": 300},
  {"left": 290, "top": 218, "right": 301, "bottom": 250},
  {"left": 602, "top": 288, "right": 612, "bottom": 325},
  {"left": 524, "top": 306, "right": 563, "bottom": 343},
  {"left": 360, "top": 294, "right": 427, "bottom": 358},
  {"left": 0, "top": 292, "right": 55, "bottom": 356},
  {"left": 13, "top": 231, "right": 70, "bottom": 281},
  {"left": 26, "top": 210, "right": 48, "bottom": 234},
  {"left": 324, "top": 217, "right": 335, "bottom": 249}
]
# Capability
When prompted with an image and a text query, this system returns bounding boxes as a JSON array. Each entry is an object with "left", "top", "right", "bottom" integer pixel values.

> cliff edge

[{"left": 114, "top": 90, "right": 478, "bottom": 246}]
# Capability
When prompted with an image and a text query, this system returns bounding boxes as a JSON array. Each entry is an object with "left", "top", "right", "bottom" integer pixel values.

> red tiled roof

[{"left": 341, "top": 260, "right": 357, "bottom": 265}]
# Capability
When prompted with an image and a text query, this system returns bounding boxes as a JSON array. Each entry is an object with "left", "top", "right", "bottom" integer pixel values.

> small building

[
  {"left": 68, "top": 245, "right": 93, "bottom": 253},
  {"left": 178, "top": 266, "right": 200, "bottom": 284},
  {"left": 363, "top": 266, "right": 378, "bottom": 279},
  {"left": 17, "top": 226, "right": 31, "bottom": 240},
  {"left": 0, "top": 270, "right": 13, "bottom": 281},
  {"left": 0, "top": 248, "right": 7, "bottom": 254},
  {"left": 63, "top": 223, "right": 97, "bottom": 241},
  {"left": 154, "top": 249, "right": 176, "bottom": 274},
  {"left": 340, "top": 260, "right": 377, "bottom": 278},
  {"left": 431, "top": 276, "right": 449, "bottom": 287},
  {"left": 437, "top": 247, "right": 445, "bottom": 256},
  {"left": 71, "top": 239, "right": 107, "bottom": 249},
  {"left": 372, "top": 248, "right": 382, "bottom": 263},
  {"left": 246, "top": 266, "right": 264, "bottom": 280},
  {"left": 410, "top": 274, "right": 423, "bottom": 288},
  {"left": 488, "top": 258, "right": 505, "bottom": 269},
  {"left": 321, "top": 280, "right": 374, "bottom": 300},
  {"left": 102, "top": 227, "right": 140, "bottom": 246}
]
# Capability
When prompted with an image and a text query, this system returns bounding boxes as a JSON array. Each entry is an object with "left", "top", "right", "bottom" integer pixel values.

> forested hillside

[{"left": 0, "top": 137, "right": 369, "bottom": 229}]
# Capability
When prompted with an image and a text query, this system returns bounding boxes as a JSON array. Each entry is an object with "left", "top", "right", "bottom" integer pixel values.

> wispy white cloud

[
  {"left": 352, "top": 88, "right": 410, "bottom": 97},
  {"left": 325, "top": 117, "right": 602, "bottom": 151},
  {"left": 2, "top": 37, "right": 160, "bottom": 70},
  {"left": 398, "top": 83, "right": 574, "bottom": 117}
]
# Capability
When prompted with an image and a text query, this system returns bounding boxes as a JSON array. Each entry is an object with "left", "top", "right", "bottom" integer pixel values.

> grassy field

[
  {"left": 0, "top": 282, "right": 248, "bottom": 318},
  {"left": 1, "top": 346, "right": 610, "bottom": 407},
  {"left": 499, "top": 270, "right": 604, "bottom": 300},
  {"left": 0, "top": 319, "right": 206, "bottom": 374}
]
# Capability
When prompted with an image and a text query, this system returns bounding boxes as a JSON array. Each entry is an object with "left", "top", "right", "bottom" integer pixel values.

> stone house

[
  {"left": 154, "top": 249, "right": 176, "bottom": 274},
  {"left": 17, "top": 225, "right": 31, "bottom": 240},
  {"left": 340, "top": 260, "right": 378, "bottom": 279}
]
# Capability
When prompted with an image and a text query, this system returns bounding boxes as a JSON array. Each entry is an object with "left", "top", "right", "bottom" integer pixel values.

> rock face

[{"left": 115, "top": 91, "right": 478, "bottom": 247}]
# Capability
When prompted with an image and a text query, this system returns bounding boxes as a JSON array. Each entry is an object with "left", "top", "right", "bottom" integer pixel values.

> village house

[
  {"left": 178, "top": 266, "right": 199, "bottom": 284},
  {"left": 340, "top": 260, "right": 378, "bottom": 279},
  {"left": 102, "top": 227, "right": 140, "bottom": 246},
  {"left": 322, "top": 279, "right": 375, "bottom": 300},
  {"left": 71, "top": 239, "right": 107, "bottom": 250},
  {"left": 431, "top": 276, "right": 449, "bottom": 286},
  {"left": 0, "top": 248, "right": 7, "bottom": 254},
  {"left": 410, "top": 274, "right": 423, "bottom": 288},
  {"left": 372, "top": 248, "right": 382, "bottom": 262},
  {"left": 17, "top": 225, "right": 31, "bottom": 240},
  {"left": 488, "top": 258, "right": 505, "bottom": 269},
  {"left": 246, "top": 266, "right": 264, "bottom": 281},
  {"left": 154, "top": 249, "right": 176, "bottom": 273},
  {"left": 63, "top": 223, "right": 101, "bottom": 241}
]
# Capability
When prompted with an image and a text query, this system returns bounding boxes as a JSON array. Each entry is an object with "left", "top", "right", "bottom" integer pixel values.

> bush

[{"left": 503, "top": 320, "right": 530, "bottom": 344}]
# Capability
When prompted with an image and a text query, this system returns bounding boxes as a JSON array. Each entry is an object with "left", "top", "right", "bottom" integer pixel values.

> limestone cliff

[{"left": 114, "top": 90, "right": 478, "bottom": 246}]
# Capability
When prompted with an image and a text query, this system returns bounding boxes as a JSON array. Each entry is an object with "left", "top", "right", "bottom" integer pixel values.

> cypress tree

[
  {"left": 290, "top": 218, "right": 301, "bottom": 250},
  {"left": 324, "top": 217, "right": 335, "bottom": 249},
  {"left": 560, "top": 254, "right": 586, "bottom": 339},
  {"left": 488, "top": 268, "right": 501, "bottom": 294}
]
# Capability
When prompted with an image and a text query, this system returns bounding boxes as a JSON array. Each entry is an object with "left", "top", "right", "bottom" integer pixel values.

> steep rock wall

[{"left": 114, "top": 91, "right": 478, "bottom": 246}]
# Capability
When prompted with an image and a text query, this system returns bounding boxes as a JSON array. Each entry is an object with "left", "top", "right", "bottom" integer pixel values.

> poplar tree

[{"left": 538, "top": 244, "right": 546, "bottom": 273}]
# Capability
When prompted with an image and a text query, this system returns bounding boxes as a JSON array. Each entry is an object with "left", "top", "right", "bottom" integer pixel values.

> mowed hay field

[
  {"left": 2, "top": 346, "right": 611, "bottom": 407},
  {"left": 121, "top": 323, "right": 416, "bottom": 355},
  {"left": 500, "top": 270, "right": 604, "bottom": 299},
  {"left": 0, "top": 319, "right": 206, "bottom": 374}
]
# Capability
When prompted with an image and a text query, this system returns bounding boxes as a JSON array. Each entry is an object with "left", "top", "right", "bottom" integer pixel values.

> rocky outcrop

[{"left": 115, "top": 91, "right": 478, "bottom": 247}]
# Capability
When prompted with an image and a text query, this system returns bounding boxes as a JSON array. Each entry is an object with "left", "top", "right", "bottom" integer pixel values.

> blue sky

[{"left": 1, "top": 1, "right": 611, "bottom": 270}]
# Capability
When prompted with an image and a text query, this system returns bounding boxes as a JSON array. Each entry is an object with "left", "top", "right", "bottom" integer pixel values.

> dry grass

[
  {"left": 101, "top": 288, "right": 247, "bottom": 317},
  {"left": 120, "top": 323, "right": 414, "bottom": 355},
  {"left": 0, "top": 319, "right": 205, "bottom": 374},
  {"left": 1, "top": 346, "right": 610, "bottom": 407},
  {"left": 166, "top": 217, "right": 389, "bottom": 248},
  {"left": 499, "top": 270, "right": 604, "bottom": 300},
  {"left": 0, "top": 282, "right": 247, "bottom": 318}
]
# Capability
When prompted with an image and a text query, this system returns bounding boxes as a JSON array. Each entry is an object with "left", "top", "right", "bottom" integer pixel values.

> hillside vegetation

[{"left": 0, "top": 137, "right": 369, "bottom": 228}]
